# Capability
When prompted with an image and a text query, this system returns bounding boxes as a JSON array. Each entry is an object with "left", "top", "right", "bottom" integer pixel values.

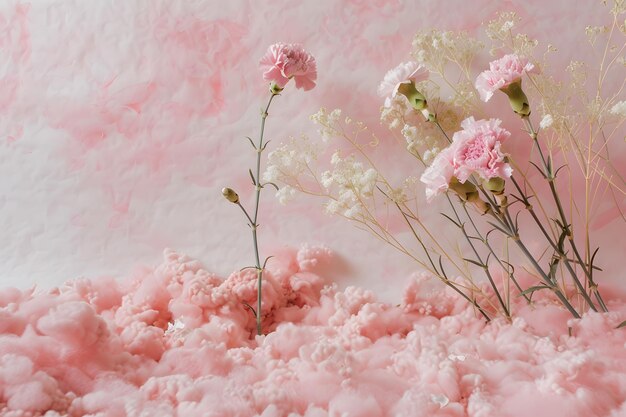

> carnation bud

[
  {"left": 269, "top": 82, "right": 284, "bottom": 94},
  {"left": 500, "top": 80, "right": 531, "bottom": 116},
  {"left": 397, "top": 81, "right": 427, "bottom": 111},
  {"left": 449, "top": 178, "right": 490, "bottom": 214},
  {"left": 448, "top": 177, "right": 478, "bottom": 201},
  {"left": 467, "top": 192, "right": 490, "bottom": 214},
  {"left": 483, "top": 177, "right": 505, "bottom": 194},
  {"left": 222, "top": 187, "right": 240, "bottom": 203}
]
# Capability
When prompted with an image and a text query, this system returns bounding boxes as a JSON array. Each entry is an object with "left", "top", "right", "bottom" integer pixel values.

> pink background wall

[{"left": 0, "top": 0, "right": 623, "bottom": 301}]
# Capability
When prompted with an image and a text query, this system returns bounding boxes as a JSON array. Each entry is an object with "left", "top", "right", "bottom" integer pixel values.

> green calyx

[
  {"left": 500, "top": 80, "right": 531, "bottom": 117},
  {"left": 483, "top": 177, "right": 506, "bottom": 194},
  {"left": 269, "top": 82, "right": 284, "bottom": 94},
  {"left": 397, "top": 81, "right": 427, "bottom": 111},
  {"left": 449, "top": 177, "right": 478, "bottom": 201}
]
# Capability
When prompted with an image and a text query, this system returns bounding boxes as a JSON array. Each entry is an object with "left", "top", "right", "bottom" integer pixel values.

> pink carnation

[
  {"left": 420, "top": 146, "right": 455, "bottom": 202},
  {"left": 259, "top": 43, "right": 317, "bottom": 91},
  {"left": 475, "top": 54, "right": 535, "bottom": 102},
  {"left": 420, "top": 117, "right": 512, "bottom": 200},
  {"left": 378, "top": 61, "right": 428, "bottom": 106},
  {"left": 450, "top": 117, "right": 512, "bottom": 183}
]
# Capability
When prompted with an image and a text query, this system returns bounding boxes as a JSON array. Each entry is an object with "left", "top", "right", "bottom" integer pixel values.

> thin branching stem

[
  {"left": 522, "top": 116, "right": 606, "bottom": 312},
  {"left": 460, "top": 202, "right": 529, "bottom": 304},
  {"left": 446, "top": 194, "right": 510, "bottom": 318},
  {"left": 393, "top": 197, "right": 492, "bottom": 321}
]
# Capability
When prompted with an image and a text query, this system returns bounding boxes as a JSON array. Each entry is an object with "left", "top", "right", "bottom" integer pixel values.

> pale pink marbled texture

[{"left": 0, "top": 0, "right": 624, "bottom": 304}]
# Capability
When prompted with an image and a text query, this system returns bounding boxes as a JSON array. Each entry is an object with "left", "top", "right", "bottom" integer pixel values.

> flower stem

[
  {"left": 446, "top": 194, "right": 510, "bottom": 318},
  {"left": 251, "top": 93, "right": 278, "bottom": 335},
  {"left": 393, "top": 197, "right": 491, "bottom": 321},
  {"left": 521, "top": 116, "right": 606, "bottom": 312}
]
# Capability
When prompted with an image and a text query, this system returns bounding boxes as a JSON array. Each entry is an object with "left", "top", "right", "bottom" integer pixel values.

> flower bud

[
  {"left": 222, "top": 187, "right": 240, "bottom": 203},
  {"left": 448, "top": 177, "right": 477, "bottom": 201},
  {"left": 397, "top": 81, "right": 427, "bottom": 111},
  {"left": 483, "top": 177, "right": 505, "bottom": 194},
  {"left": 467, "top": 191, "right": 490, "bottom": 214},
  {"left": 269, "top": 82, "right": 284, "bottom": 94},
  {"left": 449, "top": 178, "right": 490, "bottom": 214},
  {"left": 500, "top": 80, "right": 531, "bottom": 116}
]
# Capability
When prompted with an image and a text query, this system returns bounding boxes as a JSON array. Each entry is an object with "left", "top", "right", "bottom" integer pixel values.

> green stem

[
  {"left": 511, "top": 235, "right": 581, "bottom": 318},
  {"left": 460, "top": 202, "right": 529, "bottom": 304},
  {"left": 446, "top": 194, "right": 510, "bottom": 318},
  {"left": 393, "top": 198, "right": 491, "bottom": 322},
  {"left": 522, "top": 116, "right": 605, "bottom": 312},
  {"left": 252, "top": 93, "right": 278, "bottom": 335}
]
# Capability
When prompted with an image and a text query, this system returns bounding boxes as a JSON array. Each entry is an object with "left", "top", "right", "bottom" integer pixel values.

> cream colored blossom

[
  {"left": 275, "top": 185, "right": 297, "bottom": 205},
  {"left": 320, "top": 152, "right": 378, "bottom": 220},
  {"left": 539, "top": 114, "right": 554, "bottom": 129},
  {"left": 610, "top": 100, "right": 626, "bottom": 117}
]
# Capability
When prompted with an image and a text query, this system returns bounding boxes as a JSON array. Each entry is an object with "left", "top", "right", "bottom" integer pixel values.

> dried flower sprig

[{"left": 223, "top": 43, "right": 316, "bottom": 335}]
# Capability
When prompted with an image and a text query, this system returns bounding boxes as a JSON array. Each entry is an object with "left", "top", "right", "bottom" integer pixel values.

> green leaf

[
  {"left": 265, "top": 182, "right": 279, "bottom": 191},
  {"left": 487, "top": 221, "right": 512, "bottom": 236},
  {"left": 240, "top": 265, "right": 259, "bottom": 272},
  {"left": 441, "top": 213, "right": 461, "bottom": 228},
  {"left": 242, "top": 302, "right": 257, "bottom": 317},
  {"left": 548, "top": 256, "right": 560, "bottom": 282},
  {"left": 554, "top": 165, "right": 567, "bottom": 178},
  {"left": 249, "top": 169, "right": 256, "bottom": 186},
  {"left": 617, "top": 320, "right": 626, "bottom": 329},
  {"left": 520, "top": 285, "right": 550, "bottom": 296},
  {"left": 438, "top": 256, "right": 447, "bottom": 278},
  {"left": 245, "top": 136, "right": 257, "bottom": 150},
  {"left": 262, "top": 256, "right": 274, "bottom": 269},
  {"left": 557, "top": 228, "right": 568, "bottom": 252},
  {"left": 529, "top": 161, "right": 546, "bottom": 178},
  {"left": 463, "top": 258, "right": 485, "bottom": 268}
]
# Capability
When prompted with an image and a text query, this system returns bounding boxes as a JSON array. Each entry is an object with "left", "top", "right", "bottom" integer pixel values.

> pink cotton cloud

[{"left": 0, "top": 247, "right": 624, "bottom": 416}]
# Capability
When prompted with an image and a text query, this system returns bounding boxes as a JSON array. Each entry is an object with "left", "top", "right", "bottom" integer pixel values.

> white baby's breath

[
  {"left": 311, "top": 108, "right": 342, "bottom": 141},
  {"left": 320, "top": 152, "right": 378, "bottom": 220},
  {"left": 275, "top": 185, "right": 297, "bottom": 205},
  {"left": 264, "top": 135, "right": 319, "bottom": 185},
  {"left": 610, "top": 100, "right": 626, "bottom": 117},
  {"left": 539, "top": 114, "right": 554, "bottom": 129}
]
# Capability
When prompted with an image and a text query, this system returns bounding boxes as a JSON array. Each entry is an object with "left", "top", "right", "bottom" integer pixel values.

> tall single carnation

[
  {"left": 259, "top": 43, "right": 317, "bottom": 91},
  {"left": 378, "top": 61, "right": 428, "bottom": 106},
  {"left": 475, "top": 54, "right": 535, "bottom": 102},
  {"left": 450, "top": 117, "right": 512, "bottom": 183}
]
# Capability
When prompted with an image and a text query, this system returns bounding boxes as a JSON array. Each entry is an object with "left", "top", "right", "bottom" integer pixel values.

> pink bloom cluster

[
  {"left": 475, "top": 54, "right": 535, "bottom": 102},
  {"left": 378, "top": 61, "right": 428, "bottom": 106},
  {"left": 259, "top": 43, "right": 317, "bottom": 91},
  {"left": 421, "top": 117, "right": 512, "bottom": 201}
]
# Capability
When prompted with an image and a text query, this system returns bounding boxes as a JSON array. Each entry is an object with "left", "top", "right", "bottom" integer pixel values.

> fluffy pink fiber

[{"left": 0, "top": 246, "right": 625, "bottom": 417}]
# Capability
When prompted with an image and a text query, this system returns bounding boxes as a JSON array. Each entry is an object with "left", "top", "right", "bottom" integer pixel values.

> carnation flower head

[
  {"left": 378, "top": 61, "right": 428, "bottom": 107},
  {"left": 475, "top": 54, "right": 535, "bottom": 102},
  {"left": 259, "top": 43, "right": 317, "bottom": 91},
  {"left": 420, "top": 117, "right": 512, "bottom": 201},
  {"left": 451, "top": 117, "right": 512, "bottom": 183}
]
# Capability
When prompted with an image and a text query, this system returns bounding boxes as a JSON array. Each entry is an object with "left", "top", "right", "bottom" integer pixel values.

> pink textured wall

[{"left": 0, "top": 0, "right": 623, "bottom": 301}]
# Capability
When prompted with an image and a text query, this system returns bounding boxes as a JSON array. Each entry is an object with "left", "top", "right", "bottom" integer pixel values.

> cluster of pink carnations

[{"left": 380, "top": 54, "right": 534, "bottom": 205}]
